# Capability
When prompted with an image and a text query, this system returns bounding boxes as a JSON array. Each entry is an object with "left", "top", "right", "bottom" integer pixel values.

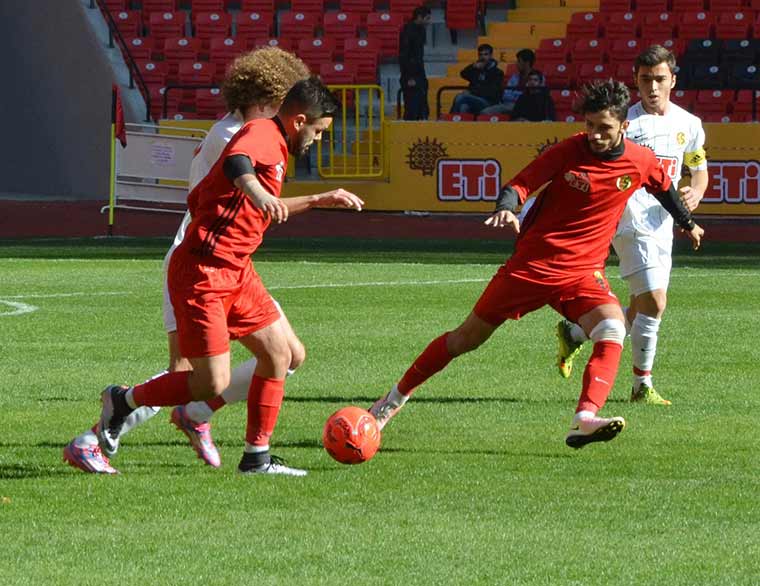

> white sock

[
  {"left": 569, "top": 323, "right": 589, "bottom": 343},
  {"left": 387, "top": 385, "right": 409, "bottom": 408},
  {"left": 184, "top": 400, "right": 214, "bottom": 424},
  {"left": 244, "top": 443, "right": 269, "bottom": 454},
  {"left": 573, "top": 410, "right": 596, "bottom": 422},
  {"left": 125, "top": 387, "right": 138, "bottom": 409},
  {"left": 74, "top": 428, "right": 99, "bottom": 448},
  {"left": 220, "top": 357, "right": 258, "bottom": 405},
  {"left": 631, "top": 313, "right": 660, "bottom": 387}
]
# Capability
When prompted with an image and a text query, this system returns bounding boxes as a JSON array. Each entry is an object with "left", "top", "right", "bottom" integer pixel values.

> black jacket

[
  {"left": 511, "top": 88, "right": 556, "bottom": 121},
  {"left": 460, "top": 59, "right": 504, "bottom": 105},
  {"left": 399, "top": 21, "right": 426, "bottom": 81}
]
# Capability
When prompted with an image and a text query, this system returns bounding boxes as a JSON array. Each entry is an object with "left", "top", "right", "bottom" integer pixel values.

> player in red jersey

[
  {"left": 96, "top": 77, "right": 364, "bottom": 475},
  {"left": 369, "top": 80, "right": 703, "bottom": 448}
]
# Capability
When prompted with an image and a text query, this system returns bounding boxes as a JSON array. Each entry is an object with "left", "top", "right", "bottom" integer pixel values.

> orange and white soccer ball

[{"left": 323, "top": 406, "right": 381, "bottom": 464}]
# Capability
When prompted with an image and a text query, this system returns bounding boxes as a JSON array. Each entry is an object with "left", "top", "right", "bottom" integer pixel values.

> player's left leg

[{"left": 625, "top": 265, "right": 671, "bottom": 405}]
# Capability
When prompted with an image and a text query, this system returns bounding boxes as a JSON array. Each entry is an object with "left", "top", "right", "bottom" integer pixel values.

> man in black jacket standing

[
  {"left": 450, "top": 44, "right": 504, "bottom": 116},
  {"left": 399, "top": 6, "right": 431, "bottom": 120}
]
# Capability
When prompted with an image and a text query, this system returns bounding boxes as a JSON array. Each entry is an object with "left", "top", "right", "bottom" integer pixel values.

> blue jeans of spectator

[{"left": 451, "top": 93, "right": 491, "bottom": 115}]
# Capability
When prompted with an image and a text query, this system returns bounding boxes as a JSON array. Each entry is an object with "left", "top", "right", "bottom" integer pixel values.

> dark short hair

[
  {"left": 527, "top": 69, "right": 543, "bottom": 81},
  {"left": 279, "top": 76, "right": 341, "bottom": 121},
  {"left": 477, "top": 43, "right": 494, "bottom": 55},
  {"left": 516, "top": 48, "right": 535, "bottom": 65},
  {"left": 575, "top": 78, "right": 630, "bottom": 122},
  {"left": 412, "top": 5, "right": 431, "bottom": 20},
  {"left": 634, "top": 44, "right": 676, "bottom": 74}
]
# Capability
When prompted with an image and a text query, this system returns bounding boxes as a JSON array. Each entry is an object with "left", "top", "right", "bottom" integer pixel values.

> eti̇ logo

[
  {"left": 703, "top": 160, "right": 760, "bottom": 203},
  {"left": 437, "top": 159, "right": 501, "bottom": 201}
]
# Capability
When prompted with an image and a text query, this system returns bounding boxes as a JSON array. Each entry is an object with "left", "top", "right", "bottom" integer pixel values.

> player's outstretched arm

[
  {"left": 484, "top": 185, "right": 521, "bottom": 234},
  {"left": 679, "top": 168, "right": 709, "bottom": 212},
  {"left": 225, "top": 155, "right": 289, "bottom": 223},
  {"left": 282, "top": 189, "right": 364, "bottom": 216}
]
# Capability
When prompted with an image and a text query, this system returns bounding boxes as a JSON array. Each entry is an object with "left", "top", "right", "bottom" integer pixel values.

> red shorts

[
  {"left": 168, "top": 253, "right": 280, "bottom": 358},
  {"left": 473, "top": 266, "right": 620, "bottom": 326}
]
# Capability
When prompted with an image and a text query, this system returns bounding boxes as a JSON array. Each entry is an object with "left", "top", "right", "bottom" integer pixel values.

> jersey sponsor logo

[
  {"left": 275, "top": 161, "right": 285, "bottom": 182},
  {"left": 616, "top": 175, "right": 632, "bottom": 191},
  {"left": 437, "top": 159, "right": 501, "bottom": 201},
  {"left": 702, "top": 160, "right": 760, "bottom": 204},
  {"left": 656, "top": 156, "right": 679, "bottom": 179},
  {"left": 564, "top": 171, "right": 590, "bottom": 193}
]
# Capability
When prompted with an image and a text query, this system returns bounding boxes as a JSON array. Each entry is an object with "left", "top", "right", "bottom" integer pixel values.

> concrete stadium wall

[{"left": 0, "top": 0, "right": 112, "bottom": 200}]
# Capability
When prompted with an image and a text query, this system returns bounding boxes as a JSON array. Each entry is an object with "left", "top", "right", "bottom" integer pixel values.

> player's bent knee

[{"left": 589, "top": 318, "right": 626, "bottom": 346}]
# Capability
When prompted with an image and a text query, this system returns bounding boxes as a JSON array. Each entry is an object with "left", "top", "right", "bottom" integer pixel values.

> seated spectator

[
  {"left": 511, "top": 70, "right": 555, "bottom": 121},
  {"left": 450, "top": 44, "right": 504, "bottom": 115},
  {"left": 481, "top": 48, "right": 542, "bottom": 116}
]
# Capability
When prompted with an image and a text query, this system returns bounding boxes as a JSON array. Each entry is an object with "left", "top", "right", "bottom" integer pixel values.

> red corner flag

[{"left": 112, "top": 83, "right": 127, "bottom": 147}]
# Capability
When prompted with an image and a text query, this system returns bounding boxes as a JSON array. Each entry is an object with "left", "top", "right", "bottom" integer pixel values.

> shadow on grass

[
  {"left": 285, "top": 396, "right": 521, "bottom": 405},
  {"left": 0, "top": 463, "right": 72, "bottom": 479}
]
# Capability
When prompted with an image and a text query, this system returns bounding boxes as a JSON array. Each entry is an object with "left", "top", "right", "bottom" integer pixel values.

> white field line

[
  {"left": 0, "top": 300, "right": 38, "bottom": 317},
  {"left": 0, "top": 291, "right": 128, "bottom": 317}
]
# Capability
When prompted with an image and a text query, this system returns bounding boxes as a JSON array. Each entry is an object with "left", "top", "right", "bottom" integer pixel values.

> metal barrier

[
  {"left": 317, "top": 85, "right": 385, "bottom": 179},
  {"left": 103, "top": 123, "right": 207, "bottom": 233}
]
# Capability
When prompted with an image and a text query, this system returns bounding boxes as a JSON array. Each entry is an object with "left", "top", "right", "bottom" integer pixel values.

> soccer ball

[{"left": 323, "top": 406, "right": 381, "bottom": 465}]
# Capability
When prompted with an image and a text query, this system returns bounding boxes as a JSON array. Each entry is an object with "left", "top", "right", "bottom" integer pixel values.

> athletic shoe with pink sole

[
  {"left": 565, "top": 414, "right": 626, "bottom": 449},
  {"left": 63, "top": 440, "right": 119, "bottom": 474},
  {"left": 170, "top": 405, "right": 221, "bottom": 468}
]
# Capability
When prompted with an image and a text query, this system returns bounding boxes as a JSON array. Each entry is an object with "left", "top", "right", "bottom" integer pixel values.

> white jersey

[
  {"left": 617, "top": 101, "right": 707, "bottom": 238},
  {"left": 170, "top": 110, "right": 245, "bottom": 249}
]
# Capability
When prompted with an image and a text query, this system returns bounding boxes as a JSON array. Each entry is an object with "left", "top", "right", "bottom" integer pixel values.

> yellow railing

[{"left": 317, "top": 85, "right": 385, "bottom": 179}]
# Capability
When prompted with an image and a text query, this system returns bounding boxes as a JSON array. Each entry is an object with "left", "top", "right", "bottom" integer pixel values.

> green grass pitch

[{"left": 1, "top": 237, "right": 759, "bottom": 585}]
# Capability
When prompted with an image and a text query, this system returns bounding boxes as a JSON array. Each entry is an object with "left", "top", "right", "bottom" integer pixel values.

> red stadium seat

[
  {"left": 565, "top": 12, "right": 604, "bottom": 39},
  {"left": 641, "top": 13, "right": 676, "bottom": 41},
  {"left": 163, "top": 36, "right": 202, "bottom": 66},
  {"left": 114, "top": 10, "right": 143, "bottom": 37},
  {"left": 142, "top": 0, "right": 178, "bottom": 18},
  {"left": 194, "top": 12, "right": 232, "bottom": 48},
  {"left": 605, "top": 12, "right": 640, "bottom": 39},
  {"left": 241, "top": 0, "right": 275, "bottom": 11},
  {"left": 189, "top": 0, "right": 225, "bottom": 12},
  {"left": 701, "top": 112, "right": 747, "bottom": 122},
  {"left": 609, "top": 39, "right": 642, "bottom": 64},
  {"left": 150, "top": 85, "right": 181, "bottom": 120},
  {"left": 102, "top": 0, "right": 128, "bottom": 11},
  {"left": 147, "top": 11, "right": 186, "bottom": 44},
  {"left": 340, "top": 0, "right": 374, "bottom": 14},
  {"left": 176, "top": 60, "right": 216, "bottom": 86},
  {"left": 290, "top": 0, "right": 325, "bottom": 18},
  {"left": 297, "top": 37, "right": 336, "bottom": 71},
  {"left": 446, "top": 0, "right": 479, "bottom": 31},
  {"left": 439, "top": 113, "right": 475, "bottom": 121},
  {"left": 278, "top": 12, "right": 319, "bottom": 40},
  {"left": 365, "top": 12, "right": 404, "bottom": 57},
  {"left": 195, "top": 87, "right": 226, "bottom": 117},
  {"left": 701, "top": 91, "right": 730, "bottom": 113},
  {"left": 550, "top": 88, "right": 575, "bottom": 111},
  {"left": 733, "top": 89, "right": 760, "bottom": 113},
  {"left": 536, "top": 38, "right": 570, "bottom": 64},
  {"left": 677, "top": 12, "right": 714, "bottom": 40},
  {"left": 323, "top": 12, "right": 361, "bottom": 57},
  {"left": 120, "top": 36, "right": 154, "bottom": 60},
  {"left": 250, "top": 37, "right": 295, "bottom": 51},
  {"left": 671, "top": 89, "right": 698, "bottom": 109},
  {"left": 319, "top": 62, "right": 358, "bottom": 84},
  {"left": 343, "top": 37, "right": 381, "bottom": 83},
  {"left": 134, "top": 59, "right": 169, "bottom": 86},
  {"left": 636, "top": 0, "right": 668, "bottom": 12},
  {"left": 209, "top": 37, "right": 246, "bottom": 77},
  {"left": 236, "top": 11, "right": 274, "bottom": 40},
  {"left": 572, "top": 39, "right": 609, "bottom": 64},
  {"left": 672, "top": 0, "right": 706, "bottom": 11},
  {"left": 543, "top": 62, "right": 576, "bottom": 88},
  {"left": 390, "top": 0, "right": 422, "bottom": 20},
  {"left": 599, "top": 0, "right": 632, "bottom": 11},
  {"left": 613, "top": 62, "right": 635, "bottom": 79},
  {"left": 708, "top": 0, "right": 743, "bottom": 9},
  {"left": 555, "top": 110, "right": 580, "bottom": 122},
  {"left": 714, "top": 12, "right": 753, "bottom": 39},
  {"left": 576, "top": 63, "right": 612, "bottom": 85},
  {"left": 476, "top": 113, "right": 510, "bottom": 122}
]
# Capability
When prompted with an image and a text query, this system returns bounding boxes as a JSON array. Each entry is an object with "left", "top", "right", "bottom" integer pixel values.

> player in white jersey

[
  {"left": 555, "top": 45, "right": 708, "bottom": 405},
  {"left": 64, "top": 48, "right": 310, "bottom": 474}
]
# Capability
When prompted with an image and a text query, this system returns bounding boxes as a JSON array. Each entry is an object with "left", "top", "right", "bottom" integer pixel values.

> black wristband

[
  {"left": 653, "top": 183, "right": 696, "bottom": 232},
  {"left": 223, "top": 154, "right": 255, "bottom": 183},
  {"left": 495, "top": 185, "right": 520, "bottom": 213}
]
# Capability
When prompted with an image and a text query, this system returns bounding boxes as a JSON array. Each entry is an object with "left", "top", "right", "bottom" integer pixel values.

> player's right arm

[{"left": 223, "top": 155, "right": 289, "bottom": 223}]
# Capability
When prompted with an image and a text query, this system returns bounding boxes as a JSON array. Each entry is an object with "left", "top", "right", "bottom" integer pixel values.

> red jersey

[
  {"left": 180, "top": 118, "right": 289, "bottom": 269},
  {"left": 506, "top": 133, "right": 671, "bottom": 285}
]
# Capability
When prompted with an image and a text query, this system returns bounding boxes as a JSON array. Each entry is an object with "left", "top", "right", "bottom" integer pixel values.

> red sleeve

[
  {"left": 506, "top": 136, "right": 578, "bottom": 202},
  {"left": 640, "top": 146, "right": 672, "bottom": 193},
  {"left": 225, "top": 122, "right": 273, "bottom": 166}
]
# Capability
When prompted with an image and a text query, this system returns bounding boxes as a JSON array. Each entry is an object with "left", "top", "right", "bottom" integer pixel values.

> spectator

[
  {"left": 482, "top": 48, "right": 542, "bottom": 116},
  {"left": 511, "top": 70, "right": 555, "bottom": 121},
  {"left": 450, "top": 44, "right": 504, "bottom": 115},
  {"left": 399, "top": 6, "right": 432, "bottom": 120}
]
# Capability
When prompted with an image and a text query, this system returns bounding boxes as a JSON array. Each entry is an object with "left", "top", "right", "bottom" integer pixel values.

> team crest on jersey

[
  {"left": 564, "top": 171, "right": 590, "bottom": 192},
  {"left": 676, "top": 132, "right": 686, "bottom": 146},
  {"left": 616, "top": 175, "right": 632, "bottom": 191}
]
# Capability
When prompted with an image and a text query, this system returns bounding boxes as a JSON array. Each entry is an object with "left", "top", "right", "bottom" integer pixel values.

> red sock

[
  {"left": 577, "top": 341, "right": 623, "bottom": 414},
  {"left": 132, "top": 371, "right": 192, "bottom": 407},
  {"left": 633, "top": 366, "right": 651, "bottom": 377},
  {"left": 397, "top": 333, "right": 454, "bottom": 395},
  {"left": 205, "top": 395, "right": 226, "bottom": 412},
  {"left": 246, "top": 375, "right": 285, "bottom": 447}
]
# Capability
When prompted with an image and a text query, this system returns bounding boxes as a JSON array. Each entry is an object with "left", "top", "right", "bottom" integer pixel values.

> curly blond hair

[{"left": 221, "top": 47, "right": 310, "bottom": 113}]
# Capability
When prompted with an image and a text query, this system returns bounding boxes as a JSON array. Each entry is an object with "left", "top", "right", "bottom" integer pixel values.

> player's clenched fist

[{"left": 484, "top": 210, "right": 520, "bottom": 234}]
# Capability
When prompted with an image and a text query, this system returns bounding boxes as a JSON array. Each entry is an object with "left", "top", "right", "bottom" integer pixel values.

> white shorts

[
  {"left": 622, "top": 265, "right": 671, "bottom": 297},
  {"left": 161, "top": 245, "right": 284, "bottom": 333},
  {"left": 612, "top": 230, "right": 672, "bottom": 296}
]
